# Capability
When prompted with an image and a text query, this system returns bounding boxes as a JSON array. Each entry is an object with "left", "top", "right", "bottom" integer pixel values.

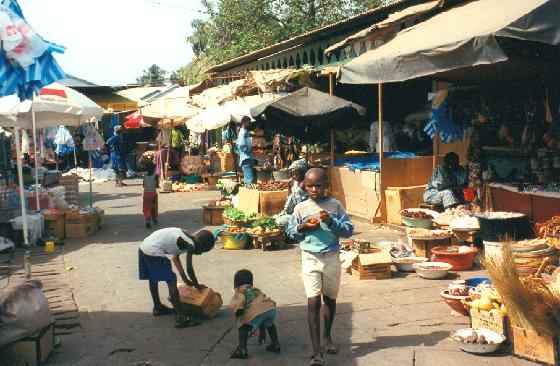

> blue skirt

[{"left": 138, "top": 249, "right": 176, "bottom": 282}]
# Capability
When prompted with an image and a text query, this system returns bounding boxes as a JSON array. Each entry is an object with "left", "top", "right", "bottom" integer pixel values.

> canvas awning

[
  {"left": 141, "top": 86, "right": 200, "bottom": 120},
  {"left": 325, "top": 0, "right": 444, "bottom": 56},
  {"left": 339, "top": 0, "right": 560, "bottom": 84},
  {"left": 191, "top": 79, "right": 246, "bottom": 109}
]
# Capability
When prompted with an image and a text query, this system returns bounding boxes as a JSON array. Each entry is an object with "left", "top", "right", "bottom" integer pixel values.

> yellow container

[
  {"left": 44, "top": 241, "right": 55, "bottom": 252},
  {"left": 222, "top": 233, "right": 247, "bottom": 250}
]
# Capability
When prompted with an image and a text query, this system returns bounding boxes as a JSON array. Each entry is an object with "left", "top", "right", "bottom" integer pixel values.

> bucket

[
  {"left": 475, "top": 212, "right": 534, "bottom": 242},
  {"left": 272, "top": 169, "right": 289, "bottom": 181},
  {"left": 222, "top": 233, "right": 247, "bottom": 250},
  {"left": 463, "top": 188, "right": 475, "bottom": 202}
]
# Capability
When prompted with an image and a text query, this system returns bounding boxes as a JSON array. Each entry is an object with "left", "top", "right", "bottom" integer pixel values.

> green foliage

[
  {"left": 223, "top": 206, "right": 257, "bottom": 222},
  {"left": 136, "top": 64, "right": 168, "bottom": 86},
  {"left": 183, "top": 0, "right": 384, "bottom": 73},
  {"left": 252, "top": 216, "right": 279, "bottom": 230}
]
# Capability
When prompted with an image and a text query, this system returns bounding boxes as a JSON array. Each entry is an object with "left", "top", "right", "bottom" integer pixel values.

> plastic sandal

[
  {"left": 230, "top": 346, "right": 249, "bottom": 359},
  {"left": 265, "top": 344, "right": 281, "bottom": 353},
  {"left": 309, "top": 354, "right": 324, "bottom": 366},
  {"left": 152, "top": 305, "right": 174, "bottom": 316}
]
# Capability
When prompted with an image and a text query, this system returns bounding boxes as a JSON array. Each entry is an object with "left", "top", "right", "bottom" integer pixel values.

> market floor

[{"left": 45, "top": 179, "right": 536, "bottom": 366}]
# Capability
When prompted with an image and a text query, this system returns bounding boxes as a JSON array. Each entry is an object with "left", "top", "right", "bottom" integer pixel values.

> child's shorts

[
  {"left": 301, "top": 251, "right": 341, "bottom": 299},
  {"left": 249, "top": 309, "right": 276, "bottom": 331},
  {"left": 138, "top": 249, "right": 177, "bottom": 282}
]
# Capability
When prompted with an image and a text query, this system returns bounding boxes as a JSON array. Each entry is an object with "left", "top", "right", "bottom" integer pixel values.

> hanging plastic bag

[
  {"left": 0, "top": 280, "right": 53, "bottom": 347},
  {"left": 54, "top": 126, "right": 75, "bottom": 156},
  {"left": 82, "top": 123, "right": 104, "bottom": 151},
  {"left": 21, "top": 129, "right": 29, "bottom": 154}
]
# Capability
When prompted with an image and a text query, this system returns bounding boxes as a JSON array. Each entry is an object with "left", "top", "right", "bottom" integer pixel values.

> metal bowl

[
  {"left": 450, "top": 328, "right": 506, "bottom": 354},
  {"left": 412, "top": 262, "right": 453, "bottom": 279},
  {"left": 393, "top": 257, "right": 428, "bottom": 272},
  {"left": 400, "top": 209, "right": 438, "bottom": 229}
]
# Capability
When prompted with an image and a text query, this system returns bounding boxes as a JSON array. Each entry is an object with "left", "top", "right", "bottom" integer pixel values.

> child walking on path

[
  {"left": 138, "top": 227, "right": 215, "bottom": 328},
  {"left": 228, "top": 269, "right": 280, "bottom": 359},
  {"left": 143, "top": 162, "right": 159, "bottom": 228},
  {"left": 287, "top": 168, "right": 353, "bottom": 366}
]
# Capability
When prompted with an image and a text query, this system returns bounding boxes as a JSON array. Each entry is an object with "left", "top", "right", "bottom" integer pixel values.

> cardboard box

[
  {"left": 43, "top": 212, "right": 65, "bottom": 239},
  {"left": 385, "top": 185, "right": 427, "bottom": 225},
  {"left": 470, "top": 308, "right": 511, "bottom": 341},
  {"left": 237, "top": 187, "right": 288, "bottom": 216},
  {"left": 65, "top": 222, "right": 96, "bottom": 238},
  {"left": 218, "top": 152, "right": 235, "bottom": 172},
  {"left": 351, "top": 250, "right": 392, "bottom": 280},
  {"left": 512, "top": 326, "right": 560, "bottom": 365},
  {"left": 2, "top": 323, "right": 54, "bottom": 366}
]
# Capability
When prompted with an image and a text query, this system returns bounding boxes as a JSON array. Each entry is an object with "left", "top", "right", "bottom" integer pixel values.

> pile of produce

[
  {"left": 406, "top": 228, "right": 451, "bottom": 239},
  {"left": 172, "top": 183, "right": 206, "bottom": 192},
  {"left": 483, "top": 247, "right": 560, "bottom": 336},
  {"left": 208, "top": 198, "right": 231, "bottom": 207},
  {"left": 248, "top": 181, "right": 289, "bottom": 191},
  {"left": 222, "top": 207, "right": 257, "bottom": 224},
  {"left": 536, "top": 216, "right": 560, "bottom": 238},
  {"left": 401, "top": 210, "right": 433, "bottom": 219},
  {"left": 453, "top": 330, "right": 497, "bottom": 345},
  {"left": 247, "top": 216, "right": 282, "bottom": 236},
  {"left": 450, "top": 216, "right": 479, "bottom": 230},
  {"left": 434, "top": 206, "right": 474, "bottom": 226},
  {"left": 462, "top": 285, "right": 507, "bottom": 315},
  {"left": 223, "top": 227, "right": 247, "bottom": 233}
]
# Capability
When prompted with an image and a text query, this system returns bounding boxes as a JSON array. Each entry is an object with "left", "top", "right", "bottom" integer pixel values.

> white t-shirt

[{"left": 140, "top": 228, "right": 193, "bottom": 257}]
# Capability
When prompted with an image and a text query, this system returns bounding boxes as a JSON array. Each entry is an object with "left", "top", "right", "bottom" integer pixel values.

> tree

[
  {"left": 186, "top": 0, "right": 384, "bottom": 66},
  {"left": 136, "top": 64, "right": 168, "bottom": 86}
]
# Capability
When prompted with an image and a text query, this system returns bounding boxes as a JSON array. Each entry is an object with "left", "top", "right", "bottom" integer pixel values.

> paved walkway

[{"left": 42, "top": 180, "right": 534, "bottom": 366}]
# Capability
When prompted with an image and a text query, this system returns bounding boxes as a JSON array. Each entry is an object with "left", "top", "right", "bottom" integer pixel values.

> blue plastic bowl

[{"left": 465, "top": 277, "right": 493, "bottom": 288}]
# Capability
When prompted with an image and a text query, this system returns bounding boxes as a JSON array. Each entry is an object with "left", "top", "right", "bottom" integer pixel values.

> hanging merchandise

[
  {"left": 20, "top": 129, "right": 29, "bottom": 154},
  {"left": 53, "top": 126, "right": 74, "bottom": 156},
  {"left": 81, "top": 123, "right": 104, "bottom": 151},
  {"left": 424, "top": 90, "right": 469, "bottom": 143}
]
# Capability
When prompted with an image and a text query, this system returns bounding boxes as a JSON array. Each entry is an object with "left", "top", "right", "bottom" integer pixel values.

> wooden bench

[{"left": 419, "top": 202, "right": 443, "bottom": 212}]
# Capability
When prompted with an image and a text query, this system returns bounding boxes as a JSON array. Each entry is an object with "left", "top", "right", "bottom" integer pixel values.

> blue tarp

[{"left": 334, "top": 152, "right": 417, "bottom": 171}]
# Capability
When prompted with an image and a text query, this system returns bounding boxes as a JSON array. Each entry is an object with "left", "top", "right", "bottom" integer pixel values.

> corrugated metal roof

[
  {"left": 58, "top": 74, "right": 98, "bottom": 87},
  {"left": 207, "top": 0, "right": 430, "bottom": 73}
]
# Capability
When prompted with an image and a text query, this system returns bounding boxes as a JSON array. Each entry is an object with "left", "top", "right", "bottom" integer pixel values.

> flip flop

[
  {"left": 152, "top": 305, "right": 174, "bottom": 316},
  {"left": 265, "top": 344, "right": 281, "bottom": 353},
  {"left": 324, "top": 343, "right": 339, "bottom": 354},
  {"left": 230, "top": 346, "right": 249, "bottom": 359},
  {"left": 310, "top": 353, "right": 324, "bottom": 366}
]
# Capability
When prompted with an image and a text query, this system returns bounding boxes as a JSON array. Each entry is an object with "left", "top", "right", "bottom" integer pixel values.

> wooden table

[
  {"left": 202, "top": 205, "right": 227, "bottom": 226},
  {"left": 251, "top": 233, "right": 286, "bottom": 251},
  {"left": 411, "top": 236, "right": 452, "bottom": 258}
]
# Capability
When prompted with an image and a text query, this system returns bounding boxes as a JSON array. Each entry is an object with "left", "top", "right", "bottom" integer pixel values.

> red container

[
  {"left": 463, "top": 188, "right": 475, "bottom": 202},
  {"left": 431, "top": 245, "right": 477, "bottom": 270}
]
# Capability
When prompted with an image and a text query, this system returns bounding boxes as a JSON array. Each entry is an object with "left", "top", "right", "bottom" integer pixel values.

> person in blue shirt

[
  {"left": 236, "top": 119, "right": 256, "bottom": 187},
  {"left": 106, "top": 125, "right": 127, "bottom": 187},
  {"left": 287, "top": 168, "right": 353, "bottom": 366},
  {"left": 424, "top": 152, "right": 468, "bottom": 209}
]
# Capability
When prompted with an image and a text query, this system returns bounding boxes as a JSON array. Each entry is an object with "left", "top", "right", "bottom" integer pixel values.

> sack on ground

[
  {"left": 176, "top": 284, "right": 223, "bottom": 318},
  {"left": 0, "top": 279, "right": 53, "bottom": 347}
]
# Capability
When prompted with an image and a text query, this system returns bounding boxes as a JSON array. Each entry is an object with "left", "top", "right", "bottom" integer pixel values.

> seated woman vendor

[
  {"left": 423, "top": 152, "right": 467, "bottom": 209},
  {"left": 275, "top": 165, "right": 309, "bottom": 231}
]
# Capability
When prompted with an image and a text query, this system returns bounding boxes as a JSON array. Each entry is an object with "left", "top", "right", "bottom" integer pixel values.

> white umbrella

[
  {"left": 186, "top": 106, "right": 231, "bottom": 133},
  {"left": 141, "top": 86, "right": 201, "bottom": 121}
]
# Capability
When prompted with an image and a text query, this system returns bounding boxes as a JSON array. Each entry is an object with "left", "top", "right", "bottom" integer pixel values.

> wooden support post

[
  {"left": 377, "top": 83, "right": 384, "bottom": 223},
  {"left": 329, "top": 73, "right": 335, "bottom": 167}
]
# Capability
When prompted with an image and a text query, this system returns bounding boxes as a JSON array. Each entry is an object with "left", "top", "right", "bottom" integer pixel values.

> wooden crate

[
  {"left": 385, "top": 185, "right": 427, "bottom": 225},
  {"left": 2, "top": 323, "right": 54, "bottom": 366},
  {"left": 512, "top": 326, "right": 560, "bottom": 365},
  {"left": 351, "top": 250, "right": 392, "bottom": 280},
  {"left": 411, "top": 238, "right": 451, "bottom": 258},
  {"left": 203, "top": 206, "right": 225, "bottom": 226},
  {"left": 470, "top": 308, "right": 511, "bottom": 341}
]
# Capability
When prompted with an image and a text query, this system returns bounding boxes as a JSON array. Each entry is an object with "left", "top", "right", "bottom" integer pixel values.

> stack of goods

[
  {"left": 508, "top": 238, "right": 559, "bottom": 274},
  {"left": 216, "top": 179, "right": 238, "bottom": 196},
  {"left": 59, "top": 174, "right": 79, "bottom": 206},
  {"left": 536, "top": 216, "right": 560, "bottom": 247},
  {"left": 248, "top": 181, "right": 289, "bottom": 191},
  {"left": 468, "top": 162, "right": 482, "bottom": 192},
  {"left": 406, "top": 228, "right": 452, "bottom": 239},
  {"left": 64, "top": 209, "right": 99, "bottom": 239},
  {"left": 450, "top": 215, "right": 480, "bottom": 230}
]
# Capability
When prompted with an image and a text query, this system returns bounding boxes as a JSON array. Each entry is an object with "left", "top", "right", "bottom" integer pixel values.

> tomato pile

[{"left": 401, "top": 210, "right": 433, "bottom": 219}]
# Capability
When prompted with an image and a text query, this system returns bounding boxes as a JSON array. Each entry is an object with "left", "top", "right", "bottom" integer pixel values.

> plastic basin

[
  {"left": 440, "top": 290, "right": 469, "bottom": 316},
  {"left": 222, "top": 233, "right": 247, "bottom": 250},
  {"left": 431, "top": 246, "right": 477, "bottom": 271}
]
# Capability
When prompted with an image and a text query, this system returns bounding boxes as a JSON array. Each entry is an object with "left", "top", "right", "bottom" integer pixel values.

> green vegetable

[
  {"left": 252, "top": 216, "right": 278, "bottom": 230},
  {"left": 223, "top": 207, "right": 257, "bottom": 223}
]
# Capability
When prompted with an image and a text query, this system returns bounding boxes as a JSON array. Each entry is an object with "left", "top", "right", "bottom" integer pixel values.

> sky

[{"left": 19, "top": 0, "right": 205, "bottom": 86}]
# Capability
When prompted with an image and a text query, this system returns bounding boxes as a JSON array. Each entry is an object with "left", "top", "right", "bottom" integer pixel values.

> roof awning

[
  {"left": 88, "top": 93, "right": 138, "bottom": 112},
  {"left": 338, "top": 0, "right": 560, "bottom": 85},
  {"left": 325, "top": 0, "right": 444, "bottom": 56}
]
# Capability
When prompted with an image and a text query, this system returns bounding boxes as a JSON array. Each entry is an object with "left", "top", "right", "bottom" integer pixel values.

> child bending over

[
  {"left": 138, "top": 227, "right": 215, "bottom": 327},
  {"left": 228, "top": 269, "right": 280, "bottom": 359}
]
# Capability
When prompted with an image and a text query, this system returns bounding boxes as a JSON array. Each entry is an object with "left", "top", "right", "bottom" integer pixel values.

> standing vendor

[
  {"left": 172, "top": 125, "right": 185, "bottom": 157},
  {"left": 424, "top": 152, "right": 468, "bottom": 209},
  {"left": 106, "top": 125, "right": 127, "bottom": 187},
  {"left": 369, "top": 120, "right": 396, "bottom": 152},
  {"left": 237, "top": 118, "right": 256, "bottom": 187}
]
